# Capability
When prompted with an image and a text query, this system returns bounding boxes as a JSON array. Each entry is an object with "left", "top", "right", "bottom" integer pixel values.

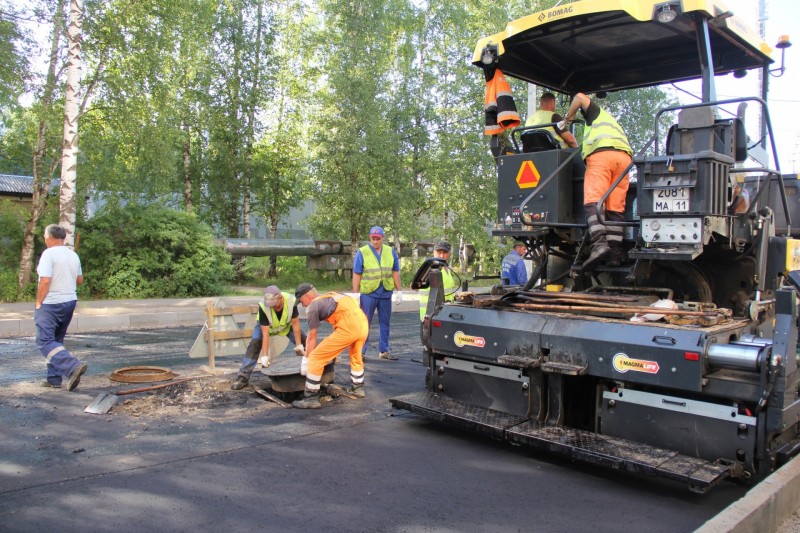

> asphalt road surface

[{"left": 0, "top": 312, "right": 748, "bottom": 532}]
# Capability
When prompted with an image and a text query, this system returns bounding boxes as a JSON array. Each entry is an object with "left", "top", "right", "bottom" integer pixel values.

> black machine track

[{"left": 390, "top": 391, "right": 732, "bottom": 492}]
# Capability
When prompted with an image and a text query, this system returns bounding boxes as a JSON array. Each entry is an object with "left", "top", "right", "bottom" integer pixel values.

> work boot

[
  {"left": 605, "top": 247, "right": 626, "bottom": 267},
  {"left": 343, "top": 384, "right": 365, "bottom": 399},
  {"left": 583, "top": 204, "right": 613, "bottom": 271},
  {"left": 379, "top": 351, "right": 398, "bottom": 361},
  {"left": 230, "top": 376, "right": 249, "bottom": 390},
  {"left": 40, "top": 380, "right": 61, "bottom": 389},
  {"left": 292, "top": 391, "right": 322, "bottom": 409},
  {"left": 582, "top": 245, "right": 612, "bottom": 271},
  {"left": 66, "top": 363, "right": 87, "bottom": 392},
  {"left": 604, "top": 210, "right": 626, "bottom": 268}
]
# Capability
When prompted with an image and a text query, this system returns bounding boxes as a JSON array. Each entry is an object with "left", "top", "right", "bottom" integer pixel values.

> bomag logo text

[
  {"left": 454, "top": 331, "right": 486, "bottom": 348},
  {"left": 539, "top": 5, "right": 574, "bottom": 22}
]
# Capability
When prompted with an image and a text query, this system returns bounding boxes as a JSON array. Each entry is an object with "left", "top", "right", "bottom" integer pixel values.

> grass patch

[{"left": 232, "top": 255, "right": 497, "bottom": 295}]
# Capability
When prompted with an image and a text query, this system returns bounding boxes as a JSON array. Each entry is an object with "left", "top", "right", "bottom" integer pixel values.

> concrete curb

[
  {"left": 696, "top": 456, "right": 800, "bottom": 532},
  {"left": 0, "top": 293, "right": 422, "bottom": 338}
]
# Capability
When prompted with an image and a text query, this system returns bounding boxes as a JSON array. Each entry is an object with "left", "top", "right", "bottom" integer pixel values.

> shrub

[
  {"left": 0, "top": 200, "right": 27, "bottom": 271},
  {"left": 79, "top": 204, "right": 234, "bottom": 298}
]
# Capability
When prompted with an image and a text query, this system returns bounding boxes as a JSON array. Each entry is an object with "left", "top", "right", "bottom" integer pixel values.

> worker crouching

[{"left": 292, "top": 283, "right": 369, "bottom": 409}]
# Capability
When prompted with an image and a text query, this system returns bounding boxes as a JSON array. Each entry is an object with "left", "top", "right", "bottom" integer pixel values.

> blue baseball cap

[{"left": 369, "top": 226, "right": 384, "bottom": 236}]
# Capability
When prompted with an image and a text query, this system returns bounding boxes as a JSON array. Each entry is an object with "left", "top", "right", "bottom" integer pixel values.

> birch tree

[
  {"left": 17, "top": 1, "right": 64, "bottom": 292},
  {"left": 59, "top": 0, "right": 82, "bottom": 247}
]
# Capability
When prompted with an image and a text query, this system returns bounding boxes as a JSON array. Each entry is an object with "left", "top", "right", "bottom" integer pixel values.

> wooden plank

[
  {"left": 210, "top": 305, "right": 259, "bottom": 316},
  {"left": 204, "top": 329, "right": 255, "bottom": 341},
  {"left": 206, "top": 300, "right": 216, "bottom": 369}
]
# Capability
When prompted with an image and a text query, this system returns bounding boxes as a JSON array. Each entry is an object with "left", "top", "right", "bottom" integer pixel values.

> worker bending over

[
  {"left": 230, "top": 285, "right": 306, "bottom": 391},
  {"left": 292, "top": 283, "right": 369, "bottom": 409}
]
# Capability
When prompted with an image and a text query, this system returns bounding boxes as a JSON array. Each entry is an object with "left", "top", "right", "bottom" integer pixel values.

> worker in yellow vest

[
  {"left": 525, "top": 92, "right": 577, "bottom": 149},
  {"left": 564, "top": 92, "right": 633, "bottom": 270},
  {"left": 419, "top": 241, "right": 457, "bottom": 320},
  {"left": 352, "top": 226, "right": 402, "bottom": 361},
  {"left": 231, "top": 285, "right": 306, "bottom": 390}
]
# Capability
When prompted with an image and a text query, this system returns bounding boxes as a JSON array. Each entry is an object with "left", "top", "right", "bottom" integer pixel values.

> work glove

[
  {"left": 556, "top": 120, "right": 567, "bottom": 131},
  {"left": 260, "top": 354, "right": 272, "bottom": 368},
  {"left": 393, "top": 292, "right": 403, "bottom": 305},
  {"left": 293, "top": 345, "right": 306, "bottom": 357},
  {"left": 300, "top": 356, "right": 308, "bottom": 376},
  {"left": 351, "top": 292, "right": 361, "bottom": 301}
]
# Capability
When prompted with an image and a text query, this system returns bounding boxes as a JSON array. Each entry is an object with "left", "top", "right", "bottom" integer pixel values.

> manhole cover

[{"left": 110, "top": 366, "right": 178, "bottom": 383}]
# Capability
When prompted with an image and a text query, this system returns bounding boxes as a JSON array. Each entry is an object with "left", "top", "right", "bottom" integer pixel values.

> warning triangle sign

[{"left": 516, "top": 160, "right": 540, "bottom": 189}]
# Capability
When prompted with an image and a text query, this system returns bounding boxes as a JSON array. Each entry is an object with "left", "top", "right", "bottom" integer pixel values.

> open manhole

[{"left": 110, "top": 366, "right": 178, "bottom": 383}]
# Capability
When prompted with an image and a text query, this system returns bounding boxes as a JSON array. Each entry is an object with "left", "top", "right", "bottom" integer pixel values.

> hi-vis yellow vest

[
  {"left": 358, "top": 244, "right": 395, "bottom": 293},
  {"left": 525, "top": 109, "right": 567, "bottom": 149},
  {"left": 258, "top": 291, "right": 295, "bottom": 336},
  {"left": 581, "top": 107, "right": 632, "bottom": 159},
  {"left": 419, "top": 267, "right": 456, "bottom": 320}
]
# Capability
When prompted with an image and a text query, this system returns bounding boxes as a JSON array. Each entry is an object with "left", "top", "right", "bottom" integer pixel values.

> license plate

[{"left": 653, "top": 187, "right": 689, "bottom": 212}]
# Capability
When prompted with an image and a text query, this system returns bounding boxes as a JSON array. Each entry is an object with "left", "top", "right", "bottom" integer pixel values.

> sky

[{"left": 673, "top": 0, "right": 798, "bottom": 173}]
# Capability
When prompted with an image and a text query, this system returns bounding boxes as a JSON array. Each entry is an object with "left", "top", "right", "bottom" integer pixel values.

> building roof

[{"left": 0, "top": 174, "right": 34, "bottom": 196}]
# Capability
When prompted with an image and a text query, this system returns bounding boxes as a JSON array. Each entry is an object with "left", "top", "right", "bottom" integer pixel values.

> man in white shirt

[{"left": 35, "top": 224, "right": 87, "bottom": 391}]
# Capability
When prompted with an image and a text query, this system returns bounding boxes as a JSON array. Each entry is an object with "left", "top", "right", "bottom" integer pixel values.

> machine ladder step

[{"left": 390, "top": 391, "right": 731, "bottom": 492}]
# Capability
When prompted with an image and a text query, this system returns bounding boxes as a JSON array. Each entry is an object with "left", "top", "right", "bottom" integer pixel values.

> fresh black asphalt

[{"left": 0, "top": 312, "right": 747, "bottom": 532}]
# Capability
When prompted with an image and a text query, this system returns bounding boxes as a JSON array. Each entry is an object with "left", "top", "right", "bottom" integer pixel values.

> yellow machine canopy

[{"left": 473, "top": 0, "right": 774, "bottom": 94}]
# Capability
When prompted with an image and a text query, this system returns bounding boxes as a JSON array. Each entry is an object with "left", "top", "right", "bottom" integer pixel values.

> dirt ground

[
  {"left": 109, "top": 373, "right": 352, "bottom": 419},
  {"left": 0, "top": 322, "right": 409, "bottom": 421},
  {"left": 112, "top": 377, "right": 252, "bottom": 417}
]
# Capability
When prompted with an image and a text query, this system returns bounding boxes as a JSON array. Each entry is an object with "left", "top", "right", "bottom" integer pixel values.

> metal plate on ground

[
  {"left": 391, "top": 391, "right": 731, "bottom": 492},
  {"left": 506, "top": 420, "right": 730, "bottom": 492},
  {"left": 265, "top": 357, "right": 335, "bottom": 393},
  {"left": 261, "top": 355, "right": 304, "bottom": 377},
  {"left": 390, "top": 391, "right": 528, "bottom": 440}
]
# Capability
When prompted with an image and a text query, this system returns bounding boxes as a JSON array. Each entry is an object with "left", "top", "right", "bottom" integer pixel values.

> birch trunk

[
  {"left": 183, "top": 121, "right": 193, "bottom": 211},
  {"left": 59, "top": 0, "right": 83, "bottom": 248},
  {"left": 242, "top": 0, "right": 264, "bottom": 239}
]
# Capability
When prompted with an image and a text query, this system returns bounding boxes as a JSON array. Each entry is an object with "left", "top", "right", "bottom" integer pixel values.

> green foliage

[
  {"left": 0, "top": 269, "right": 19, "bottom": 302},
  {"left": 79, "top": 204, "right": 234, "bottom": 298},
  {"left": 239, "top": 255, "right": 358, "bottom": 294},
  {"left": 238, "top": 254, "right": 429, "bottom": 294},
  {"left": 0, "top": 8, "right": 28, "bottom": 122},
  {"left": 0, "top": 199, "right": 57, "bottom": 302},
  {"left": 0, "top": 200, "right": 26, "bottom": 270},
  {"left": 2, "top": 0, "right": 684, "bottom": 298},
  {"left": 599, "top": 88, "right": 679, "bottom": 156}
]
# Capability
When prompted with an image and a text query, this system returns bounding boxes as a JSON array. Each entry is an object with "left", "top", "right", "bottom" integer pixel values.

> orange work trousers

[
  {"left": 584, "top": 149, "right": 632, "bottom": 213},
  {"left": 307, "top": 296, "right": 368, "bottom": 382}
]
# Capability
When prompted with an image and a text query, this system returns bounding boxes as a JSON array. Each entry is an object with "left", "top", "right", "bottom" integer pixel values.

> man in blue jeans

[
  {"left": 35, "top": 224, "right": 87, "bottom": 391},
  {"left": 352, "top": 226, "right": 402, "bottom": 360}
]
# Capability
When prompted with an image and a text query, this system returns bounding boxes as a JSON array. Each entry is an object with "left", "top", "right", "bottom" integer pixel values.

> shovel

[{"left": 84, "top": 376, "right": 202, "bottom": 414}]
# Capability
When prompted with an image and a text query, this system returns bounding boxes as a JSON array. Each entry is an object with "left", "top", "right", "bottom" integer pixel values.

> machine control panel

[{"left": 641, "top": 217, "right": 702, "bottom": 244}]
